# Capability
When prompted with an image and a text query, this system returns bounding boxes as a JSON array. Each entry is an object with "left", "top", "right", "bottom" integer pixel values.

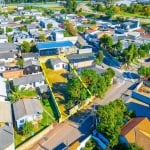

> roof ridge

[{"left": 22, "top": 99, "right": 28, "bottom": 116}]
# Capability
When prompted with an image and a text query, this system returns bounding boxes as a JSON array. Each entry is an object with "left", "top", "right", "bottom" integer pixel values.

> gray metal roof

[
  {"left": 13, "top": 73, "right": 44, "bottom": 86},
  {"left": 23, "top": 59, "right": 40, "bottom": 68},
  {"left": 0, "top": 101, "right": 12, "bottom": 123},
  {"left": 67, "top": 53, "right": 95, "bottom": 63},
  {"left": 13, "top": 99, "right": 43, "bottom": 120},
  {"left": 0, "top": 43, "right": 17, "bottom": 53},
  {"left": 0, "top": 52, "right": 15, "bottom": 59},
  {"left": 0, "top": 125, "right": 14, "bottom": 150},
  {"left": 22, "top": 53, "right": 38, "bottom": 59}
]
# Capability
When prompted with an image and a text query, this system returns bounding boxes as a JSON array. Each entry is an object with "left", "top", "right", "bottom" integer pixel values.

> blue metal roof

[{"left": 37, "top": 40, "right": 73, "bottom": 50}]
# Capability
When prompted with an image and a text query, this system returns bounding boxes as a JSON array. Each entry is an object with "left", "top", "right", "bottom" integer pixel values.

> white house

[
  {"left": 49, "top": 58, "right": 68, "bottom": 70},
  {"left": 12, "top": 73, "right": 45, "bottom": 90},
  {"left": 12, "top": 99, "right": 43, "bottom": 129}
]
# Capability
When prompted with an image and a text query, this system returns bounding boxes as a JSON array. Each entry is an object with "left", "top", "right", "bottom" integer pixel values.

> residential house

[
  {"left": 2, "top": 69, "right": 23, "bottom": 79},
  {"left": 12, "top": 98, "right": 43, "bottom": 129},
  {"left": 12, "top": 73, "right": 45, "bottom": 90},
  {"left": 40, "top": 18, "right": 59, "bottom": 28},
  {"left": 49, "top": 57, "right": 68, "bottom": 70},
  {"left": 37, "top": 40, "right": 76, "bottom": 56},
  {"left": 0, "top": 77, "right": 7, "bottom": 101},
  {"left": 26, "top": 23, "right": 40, "bottom": 33},
  {"left": 0, "top": 35, "right": 8, "bottom": 43},
  {"left": 21, "top": 53, "right": 38, "bottom": 61},
  {"left": 0, "top": 52, "right": 16, "bottom": 63},
  {"left": 126, "top": 81, "right": 150, "bottom": 118},
  {"left": 0, "top": 101, "right": 14, "bottom": 150},
  {"left": 120, "top": 117, "right": 150, "bottom": 150},
  {"left": 0, "top": 43, "right": 17, "bottom": 54},
  {"left": 120, "top": 21, "right": 140, "bottom": 32},
  {"left": 23, "top": 59, "right": 41, "bottom": 75},
  {"left": 0, "top": 62, "right": 6, "bottom": 73},
  {"left": 67, "top": 53, "right": 95, "bottom": 69}
]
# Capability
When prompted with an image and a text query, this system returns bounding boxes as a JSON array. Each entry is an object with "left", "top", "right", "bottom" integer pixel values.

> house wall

[
  {"left": 2, "top": 70, "right": 23, "bottom": 79},
  {"left": 53, "top": 62, "right": 68, "bottom": 70},
  {"left": 16, "top": 114, "right": 41, "bottom": 129},
  {"left": 18, "top": 81, "right": 44, "bottom": 90},
  {"left": 72, "top": 60, "right": 93, "bottom": 68}
]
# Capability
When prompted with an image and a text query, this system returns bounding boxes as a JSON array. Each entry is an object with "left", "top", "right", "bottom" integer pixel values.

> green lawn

[
  {"left": 19, "top": 89, "right": 37, "bottom": 98},
  {"left": 15, "top": 98, "right": 56, "bottom": 147},
  {"left": 15, "top": 111, "right": 53, "bottom": 147}
]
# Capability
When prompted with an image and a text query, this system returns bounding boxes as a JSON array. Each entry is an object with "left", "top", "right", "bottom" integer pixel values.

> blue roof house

[{"left": 36, "top": 40, "right": 76, "bottom": 56}]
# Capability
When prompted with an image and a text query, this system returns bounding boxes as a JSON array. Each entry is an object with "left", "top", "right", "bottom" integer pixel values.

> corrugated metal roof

[
  {"left": 37, "top": 40, "right": 73, "bottom": 50},
  {"left": 13, "top": 99, "right": 43, "bottom": 120}
]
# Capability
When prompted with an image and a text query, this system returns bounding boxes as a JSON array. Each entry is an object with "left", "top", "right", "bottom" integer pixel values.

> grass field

[{"left": 40, "top": 59, "right": 69, "bottom": 122}]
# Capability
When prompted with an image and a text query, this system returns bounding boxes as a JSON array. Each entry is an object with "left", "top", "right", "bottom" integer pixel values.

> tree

[
  {"left": 77, "top": 26, "right": 86, "bottom": 33},
  {"left": 105, "top": 9, "right": 115, "bottom": 18},
  {"left": 95, "top": 51, "right": 104, "bottom": 65},
  {"left": 21, "top": 41, "right": 31, "bottom": 52},
  {"left": 39, "top": 34, "right": 46, "bottom": 42},
  {"left": 17, "top": 57, "right": 24, "bottom": 68},
  {"left": 60, "top": 8, "right": 66, "bottom": 14},
  {"left": 100, "top": 34, "right": 114, "bottom": 50},
  {"left": 8, "top": 35, "right": 13, "bottom": 43},
  {"left": 65, "top": 21, "right": 77, "bottom": 36},
  {"left": 123, "top": 43, "right": 138, "bottom": 66},
  {"left": 115, "top": 40, "right": 123, "bottom": 53},
  {"left": 6, "top": 27, "right": 13, "bottom": 33},
  {"left": 128, "top": 143, "right": 143, "bottom": 150},
  {"left": 138, "top": 66, "right": 150, "bottom": 77},
  {"left": 22, "top": 122, "right": 34, "bottom": 135},
  {"left": 96, "top": 3, "right": 105, "bottom": 12},
  {"left": 66, "top": 0, "right": 77, "bottom": 13},
  {"left": 96, "top": 99, "right": 127, "bottom": 148},
  {"left": 0, "top": 28, "right": 4, "bottom": 34},
  {"left": 47, "top": 23, "right": 53, "bottom": 29},
  {"left": 14, "top": 16, "right": 22, "bottom": 22},
  {"left": 83, "top": 138, "right": 98, "bottom": 150}
]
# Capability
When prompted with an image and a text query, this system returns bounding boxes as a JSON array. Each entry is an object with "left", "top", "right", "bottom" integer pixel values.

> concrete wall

[
  {"left": 16, "top": 125, "right": 53, "bottom": 150},
  {"left": 72, "top": 60, "right": 94, "bottom": 68}
]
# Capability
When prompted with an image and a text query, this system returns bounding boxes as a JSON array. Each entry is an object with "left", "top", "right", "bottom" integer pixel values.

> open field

[{"left": 40, "top": 58, "right": 69, "bottom": 122}]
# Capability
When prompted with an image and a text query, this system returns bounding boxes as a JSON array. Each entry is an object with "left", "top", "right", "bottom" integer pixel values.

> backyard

[
  {"left": 15, "top": 98, "right": 56, "bottom": 147},
  {"left": 40, "top": 60, "right": 69, "bottom": 122}
]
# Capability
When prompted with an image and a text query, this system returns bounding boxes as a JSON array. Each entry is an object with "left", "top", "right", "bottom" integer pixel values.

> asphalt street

[{"left": 30, "top": 77, "right": 133, "bottom": 150}]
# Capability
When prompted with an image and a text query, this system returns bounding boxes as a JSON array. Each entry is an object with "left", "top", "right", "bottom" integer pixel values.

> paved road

[
  {"left": 30, "top": 77, "right": 133, "bottom": 150},
  {"left": 31, "top": 111, "right": 94, "bottom": 150}
]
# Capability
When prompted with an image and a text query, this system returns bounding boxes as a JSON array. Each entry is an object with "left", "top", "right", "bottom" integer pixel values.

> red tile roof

[{"left": 121, "top": 117, "right": 145, "bottom": 136}]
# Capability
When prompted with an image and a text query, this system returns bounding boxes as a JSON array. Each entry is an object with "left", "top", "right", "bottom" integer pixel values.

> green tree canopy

[
  {"left": 16, "top": 57, "right": 24, "bottom": 68},
  {"left": 66, "top": 0, "right": 77, "bottom": 13},
  {"left": 96, "top": 99, "right": 127, "bottom": 148},
  {"left": 95, "top": 51, "right": 104, "bottom": 65},
  {"left": 21, "top": 41, "right": 31, "bottom": 52},
  {"left": 100, "top": 34, "right": 114, "bottom": 50},
  {"left": 138, "top": 66, "right": 150, "bottom": 77}
]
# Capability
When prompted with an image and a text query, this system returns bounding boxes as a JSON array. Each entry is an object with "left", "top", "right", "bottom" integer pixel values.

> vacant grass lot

[{"left": 41, "top": 61, "right": 69, "bottom": 122}]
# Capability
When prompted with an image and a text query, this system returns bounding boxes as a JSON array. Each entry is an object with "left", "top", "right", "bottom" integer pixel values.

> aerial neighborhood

[{"left": 0, "top": 0, "right": 150, "bottom": 150}]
